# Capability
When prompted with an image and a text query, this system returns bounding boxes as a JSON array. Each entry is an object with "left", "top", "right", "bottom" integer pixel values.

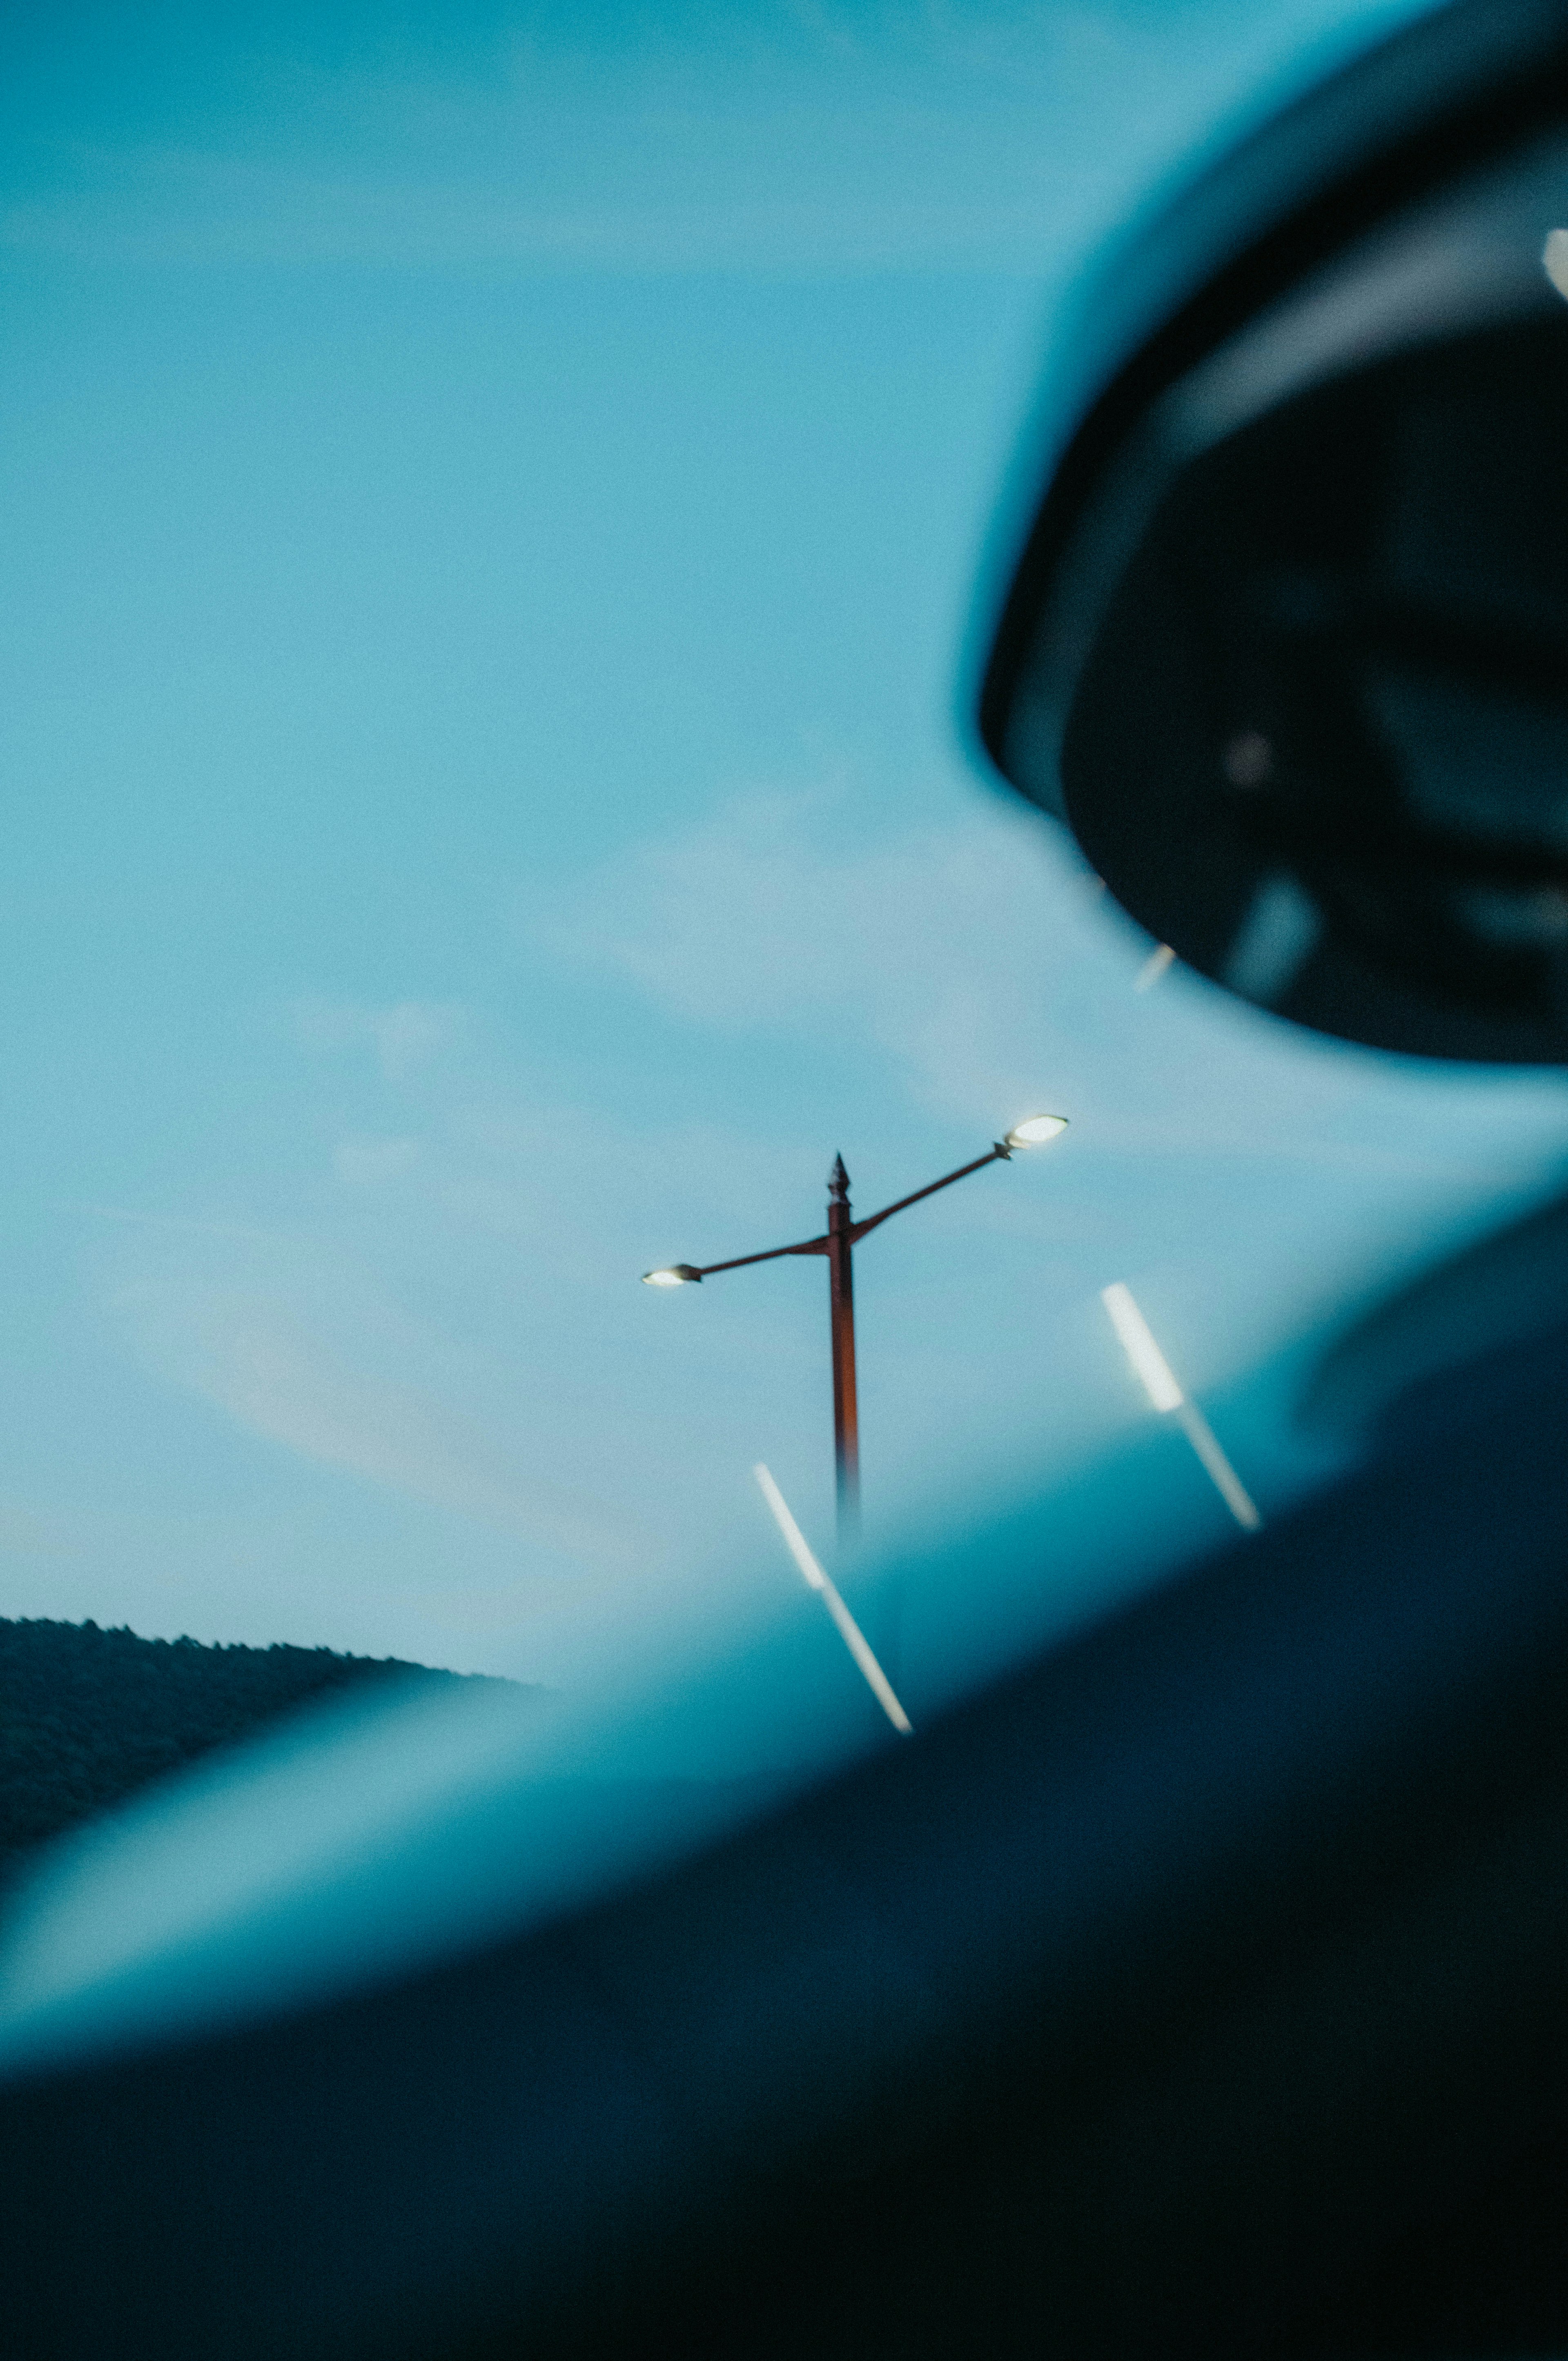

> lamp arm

[
  {"left": 847, "top": 1146, "right": 1008, "bottom": 1243},
  {"left": 693, "top": 1232, "right": 830, "bottom": 1278}
]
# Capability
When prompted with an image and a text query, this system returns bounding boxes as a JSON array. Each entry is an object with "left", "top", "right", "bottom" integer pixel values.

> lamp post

[{"left": 643, "top": 1115, "right": 1068, "bottom": 1537}]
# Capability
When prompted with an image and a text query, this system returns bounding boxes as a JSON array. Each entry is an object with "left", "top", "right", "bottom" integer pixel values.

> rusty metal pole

[{"left": 827, "top": 1154, "right": 860, "bottom": 1538}]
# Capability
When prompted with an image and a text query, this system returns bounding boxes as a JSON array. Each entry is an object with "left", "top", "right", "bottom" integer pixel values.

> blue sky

[{"left": 3, "top": 0, "right": 1566, "bottom": 1698}]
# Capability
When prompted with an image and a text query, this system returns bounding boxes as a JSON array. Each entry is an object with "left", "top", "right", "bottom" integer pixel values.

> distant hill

[{"left": 0, "top": 1617, "right": 529, "bottom": 1882}]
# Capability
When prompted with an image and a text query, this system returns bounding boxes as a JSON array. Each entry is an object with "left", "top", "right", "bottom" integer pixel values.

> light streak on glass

[
  {"left": 1172, "top": 1399, "right": 1261, "bottom": 1532},
  {"left": 1100, "top": 1283, "right": 1261, "bottom": 1532},
  {"left": 753, "top": 1465, "right": 913, "bottom": 1735},
  {"left": 1101, "top": 1281, "right": 1184, "bottom": 1412}
]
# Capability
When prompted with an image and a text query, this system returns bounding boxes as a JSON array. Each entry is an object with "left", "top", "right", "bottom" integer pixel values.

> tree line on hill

[{"left": 0, "top": 1616, "right": 523, "bottom": 1884}]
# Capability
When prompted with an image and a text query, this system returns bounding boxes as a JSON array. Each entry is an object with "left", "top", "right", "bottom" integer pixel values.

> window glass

[{"left": 1, "top": 0, "right": 1545, "bottom": 1831}]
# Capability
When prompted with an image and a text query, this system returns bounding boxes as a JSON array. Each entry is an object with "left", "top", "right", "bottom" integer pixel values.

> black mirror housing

[{"left": 981, "top": 0, "right": 1568, "bottom": 1060}]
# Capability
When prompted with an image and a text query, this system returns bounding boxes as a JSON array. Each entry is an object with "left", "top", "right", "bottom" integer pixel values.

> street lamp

[{"left": 642, "top": 1116, "right": 1069, "bottom": 1536}]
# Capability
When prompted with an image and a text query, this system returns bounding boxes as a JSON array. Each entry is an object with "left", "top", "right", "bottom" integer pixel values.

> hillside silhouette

[{"left": 0, "top": 1617, "right": 527, "bottom": 1881}]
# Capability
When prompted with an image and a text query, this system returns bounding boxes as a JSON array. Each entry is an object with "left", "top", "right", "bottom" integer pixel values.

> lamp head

[
  {"left": 1003, "top": 1113, "right": 1069, "bottom": 1152},
  {"left": 641, "top": 1263, "right": 703, "bottom": 1287}
]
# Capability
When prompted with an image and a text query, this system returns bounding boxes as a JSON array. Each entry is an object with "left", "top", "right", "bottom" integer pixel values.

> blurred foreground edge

[{"left": 4, "top": 1301, "right": 1568, "bottom": 2358}]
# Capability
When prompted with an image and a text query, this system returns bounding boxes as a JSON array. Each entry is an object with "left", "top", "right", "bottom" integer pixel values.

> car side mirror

[{"left": 981, "top": 0, "right": 1568, "bottom": 1062}]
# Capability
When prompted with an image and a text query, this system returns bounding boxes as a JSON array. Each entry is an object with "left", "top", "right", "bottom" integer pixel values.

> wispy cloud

[
  {"left": 81, "top": 1204, "right": 278, "bottom": 1244},
  {"left": 332, "top": 1135, "right": 422, "bottom": 1189},
  {"left": 0, "top": 4, "right": 1433, "bottom": 278},
  {"left": 535, "top": 788, "right": 1071, "bottom": 1111},
  {"left": 0, "top": 6, "right": 1236, "bottom": 280},
  {"left": 0, "top": 1503, "right": 76, "bottom": 1558},
  {"left": 534, "top": 787, "right": 1568, "bottom": 1176},
  {"left": 292, "top": 997, "right": 457, "bottom": 1081},
  {"left": 0, "top": 167, "right": 1089, "bottom": 276},
  {"left": 116, "top": 1281, "right": 635, "bottom": 1568}
]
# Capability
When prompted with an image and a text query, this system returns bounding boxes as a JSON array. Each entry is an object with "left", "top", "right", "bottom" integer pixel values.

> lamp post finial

[{"left": 828, "top": 1153, "right": 850, "bottom": 1203}]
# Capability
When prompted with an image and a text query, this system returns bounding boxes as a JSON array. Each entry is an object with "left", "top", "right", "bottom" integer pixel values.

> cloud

[
  {"left": 534, "top": 788, "right": 1568, "bottom": 1175},
  {"left": 332, "top": 1136, "right": 421, "bottom": 1188},
  {"left": 536, "top": 789, "right": 1221, "bottom": 1125},
  {"left": 538, "top": 788, "right": 1062, "bottom": 1103},
  {"left": 0, "top": 9, "right": 1209, "bottom": 280},
  {"left": 0, "top": 1503, "right": 75, "bottom": 1558},
  {"left": 0, "top": 170, "right": 1090, "bottom": 276},
  {"left": 293, "top": 998, "right": 457, "bottom": 1082},
  {"left": 116, "top": 1283, "right": 634, "bottom": 1569}
]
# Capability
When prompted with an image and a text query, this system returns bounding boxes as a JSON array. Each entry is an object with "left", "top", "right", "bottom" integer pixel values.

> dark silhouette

[{"left": 0, "top": 1617, "right": 529, "bottom": 1881}]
